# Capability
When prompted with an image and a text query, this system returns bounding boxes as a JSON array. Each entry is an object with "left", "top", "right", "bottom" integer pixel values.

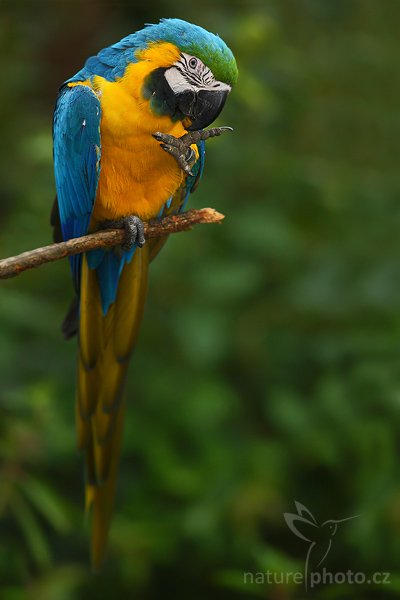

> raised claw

[{"left": 153, "top": 126, "right": 233, "bottom": 176}]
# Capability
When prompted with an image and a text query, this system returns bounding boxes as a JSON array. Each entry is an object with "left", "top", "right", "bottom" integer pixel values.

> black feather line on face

[
  {"left": 176, "top": 55, "right": 216, "bottom": 90},
  {"left": 187, "top": 73, "right": 203, "bottom": 86},
  {"left": 173, "top": 66, "right": 202, "bottom": 88},
  {"left": 180, "top": 54, "right": 190, "bottom": 68}
]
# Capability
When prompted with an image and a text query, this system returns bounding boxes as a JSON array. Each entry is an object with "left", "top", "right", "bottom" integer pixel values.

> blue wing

[{"left": 53, "top": 84, "right": 101, "bottom": 290}]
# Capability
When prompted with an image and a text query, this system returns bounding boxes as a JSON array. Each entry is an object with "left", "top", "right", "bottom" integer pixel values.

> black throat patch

[{"left": 142, "top": 67, "right": 184, "bottom": 121}]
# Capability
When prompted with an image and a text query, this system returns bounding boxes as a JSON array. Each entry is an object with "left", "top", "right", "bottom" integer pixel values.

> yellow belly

[{"left": 93, "top": 109, "right": 187, "bottom": 222}]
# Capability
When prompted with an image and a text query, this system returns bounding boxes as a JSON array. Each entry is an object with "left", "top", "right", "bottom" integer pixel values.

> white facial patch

[{"left": 164, "top": 52, "right": 231, "bottom": 95}]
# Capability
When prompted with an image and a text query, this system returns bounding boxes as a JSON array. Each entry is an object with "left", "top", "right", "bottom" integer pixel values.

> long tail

[{"left": 77, "top": 245, "right": 149, "bottom": 570}]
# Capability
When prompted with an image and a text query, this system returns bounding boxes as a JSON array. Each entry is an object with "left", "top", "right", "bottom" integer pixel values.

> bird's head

[
  {"left": 131, "top": 19, "right": 238, "bottom": 130},
  {"left": 72, "top": 19, "right": 237, "bottom": 130}
]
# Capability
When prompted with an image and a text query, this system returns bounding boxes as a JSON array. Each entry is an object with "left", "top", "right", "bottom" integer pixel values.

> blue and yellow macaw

[{"left": 52, "top": 18, "right": 237, "bottom": 568}]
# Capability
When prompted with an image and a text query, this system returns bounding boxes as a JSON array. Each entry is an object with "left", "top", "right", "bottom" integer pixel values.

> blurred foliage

[{"left": 1, "top": 0, "right": 400, "bottom": 598}]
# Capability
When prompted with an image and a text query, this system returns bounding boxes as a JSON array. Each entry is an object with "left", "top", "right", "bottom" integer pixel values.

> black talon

[
  {"left": 100, "top": 215, "right": 145, "bottom": 251},
  {"left": 185, "top": 147, "right": 195, "bottom": 163},
  {"left": 153, "top": 132, "right": 168, "bottom": 143}
]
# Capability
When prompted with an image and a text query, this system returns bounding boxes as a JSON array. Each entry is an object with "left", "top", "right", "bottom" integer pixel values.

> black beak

[{"left": 177, "top": 89, "right": 229, "bottom": 131}]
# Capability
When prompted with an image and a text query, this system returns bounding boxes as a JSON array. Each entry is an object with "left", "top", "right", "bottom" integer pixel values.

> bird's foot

[
  {"left": 100, "top": 215, "right": 145, "bottom": 251},
  {"left": 153, "top": 132, "right": 197, "bottom": 176},
  {"left": 153, "top": 126, "right": 233, "bottom": 176}
]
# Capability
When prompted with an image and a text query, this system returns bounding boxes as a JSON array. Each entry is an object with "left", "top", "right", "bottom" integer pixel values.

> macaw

[{"left": 51, "top": 18, "right": 237, "bottom": 569}]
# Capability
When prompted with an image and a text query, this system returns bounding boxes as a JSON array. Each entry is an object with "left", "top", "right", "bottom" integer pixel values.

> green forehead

[{"left": 177, "top": 42, "right": 238, "bottom": 86}]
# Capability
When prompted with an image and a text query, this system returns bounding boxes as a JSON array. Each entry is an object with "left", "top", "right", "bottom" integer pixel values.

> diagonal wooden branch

[{"left": 0, "top": 208, "right": 224, "bottom": 280}]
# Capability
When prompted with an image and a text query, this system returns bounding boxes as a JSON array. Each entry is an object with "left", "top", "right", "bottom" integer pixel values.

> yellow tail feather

[{"left": 77, "top": 246, "right": 149, "bottom": 569}]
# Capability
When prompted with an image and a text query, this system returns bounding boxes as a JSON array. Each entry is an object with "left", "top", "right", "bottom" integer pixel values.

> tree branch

[{"left": 0, "top": 208, "right": 224, "bottom": 280}]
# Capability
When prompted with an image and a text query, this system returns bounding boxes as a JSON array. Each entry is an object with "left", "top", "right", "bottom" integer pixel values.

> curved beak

[{"left": 177, "top": 89, "right": 230, "bottom": 131}]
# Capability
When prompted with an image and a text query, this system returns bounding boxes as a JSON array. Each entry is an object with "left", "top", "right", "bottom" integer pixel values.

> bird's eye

[{"left": 189, "top": 57, "right": 198, "bottom": 69}]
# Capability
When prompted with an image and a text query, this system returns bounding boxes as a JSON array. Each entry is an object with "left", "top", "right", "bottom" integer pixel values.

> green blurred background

[{"left": 1, "top": 0, "right": 400, "bottom": 598}]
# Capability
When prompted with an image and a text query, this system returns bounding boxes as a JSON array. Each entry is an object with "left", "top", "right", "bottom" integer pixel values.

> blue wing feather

[
  {"left": 54, "top": 83, "right": 135, "bottom": 315},
  {"left": 53, "top": 84, "right": 101, "bottom": 291}
]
